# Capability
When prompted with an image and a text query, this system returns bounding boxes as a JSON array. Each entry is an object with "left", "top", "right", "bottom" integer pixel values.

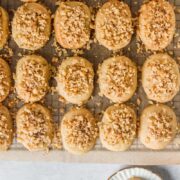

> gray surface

[{"left": 0, "top": 162, "right": 179, "bottom": 180}]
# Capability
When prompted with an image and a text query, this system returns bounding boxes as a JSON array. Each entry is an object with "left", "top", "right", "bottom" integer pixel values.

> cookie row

[
  {"left": 0, "top": 103, "right": 177, "bottom": 153},
  {"left": 0, "top": 53, "right": 179, "bottom": 104},
  {"left": 0, "top": 0, "right": 175, "bottom": 51}
]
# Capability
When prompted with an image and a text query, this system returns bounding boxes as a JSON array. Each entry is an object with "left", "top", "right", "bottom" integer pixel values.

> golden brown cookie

[
  {"left": 139, "top": 104, "right": 177, "bottom": 150},
  {"left": 99, "top": 104, "right": 136, "bottom": 151},
  {"left": 16, "top": 103, "right": 53, "bottom": 151},
  {"left": 0, "top": 7, "right": 9, "bottom": 49},
  {"left": 61, "top": 107, "right": 98, "bottom": 154},
  {"left": 15, "top": 55, "right": 50, "bottom": 103},
  {"left": 138, "top": 0, "right": 175, "bottom": 51},
  {"left": 98, "top": 56, "right": 137, "bottom": 103},
  {"left": 54, "top": 1, "right": 91, "bottom": 49},
  {"left": 95, "top": 0, "right": 133, "bottom": 50},
  {"left": 0, "top": 58, "right": 11, "bottom": 102},
  {"left": 142, "top": 54, "right": 180, "bottom": 103},
  {"left": 12, "top": 3, "right": 51, "bottom": 50},
  {"left": 0, "top": 105, "right": 13, "bottom": 150},
  {"left": 56, "top": 56, "right": 94, "bottom": 105}
]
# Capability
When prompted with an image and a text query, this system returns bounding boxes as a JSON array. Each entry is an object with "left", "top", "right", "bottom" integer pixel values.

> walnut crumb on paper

[{"left": 51, "top": 123, "right": 62, "bottom": 150}]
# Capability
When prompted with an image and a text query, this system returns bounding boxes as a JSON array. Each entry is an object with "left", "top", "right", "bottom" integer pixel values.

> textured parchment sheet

[{"left": 0, "top": 0, "right": 180, "bottom": 159}]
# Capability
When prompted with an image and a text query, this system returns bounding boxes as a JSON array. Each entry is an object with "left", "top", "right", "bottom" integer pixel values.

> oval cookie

[
  {"left": 142, "top": 53, "right": 180, "bottom": 103},
  {"left": 0, "top": 7, "right": 9, "bottom": 49},
  {"left": 12, "top": 3, "right": 51, "bottom": 50},
  {"left": 95, "top": 0, "right": 133, "bottom": 50},
  {"left": 99, "top": 104, "right": 136, "bottom": 151},
  {"left": 15, "top": 55, "right": 50, "bottom": 103},
  {"left": 54, "top": 1, "right": 91, "bottom": 49},
  {"left": 0, "top": 105, "right": 13, "bottom": 150},
  {"left": 98, "top": 56, "right": 137, "bottom": 103},
  {"left": 139, "top": 104, "right": 177, "bottom": 150},
  {"left": 16, "top": 103, "right": 53, "bottom": 151},
  {"left": 56, "top": 56, "right": 94, "bottom": 105},
  {"left": 61, "top": 107, "right": 98, "bottom": 154},
  {"left": 0, "top": 58, "right": 11, "bottom": 102},
  {"left": 138, "top": 0, "right": 175, "bottom": 50}
]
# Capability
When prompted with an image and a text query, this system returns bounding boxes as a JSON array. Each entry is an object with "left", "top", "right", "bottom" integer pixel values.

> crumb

[
  {"left": 59, "top": 108, "right": 65, "bottom": 114},
  {"left": 148, "top": 100, "right": 154, "bottom": 104},
  {"left": 136, "top": 98, "right": 141, "bottom": 106},
  {"left": 51, "top": 123, "right": 62, "bottom": 150}
]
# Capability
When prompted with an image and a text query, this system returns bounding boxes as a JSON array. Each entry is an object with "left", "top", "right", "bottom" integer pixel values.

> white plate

[{"left": 109, "top": 167, "right": 161, "bottom": 180}]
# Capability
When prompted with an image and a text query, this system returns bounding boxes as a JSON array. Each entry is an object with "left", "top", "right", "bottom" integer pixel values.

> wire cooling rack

[{"left": 0, "top": 0, "right": 180, "bottom": 164}]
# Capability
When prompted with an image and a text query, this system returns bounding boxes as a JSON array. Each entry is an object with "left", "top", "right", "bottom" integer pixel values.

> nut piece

[
  {"left": 54, "top": 1, "right": 91, "bottom": 49},
  {"left": 16, "top": 103, "right": 53, "bottom": 151},
  {"left": 138, "top": 0, "right": 175, "bottom": 51},
  {"left": 0, "top": 105, "right": 13, "bottom": 150},
  {"left": 12, "top": 3, "right": 51, "bottom": 50},
  {"left": 98, "top": 56, "right": 137, "bottom": 103},
  {"left": 56, "top": 56, "right": 94, "bottom": 105},
  {"left": 99, "top": 104, "right": 136, "bottom": 151},
  {"left": 15, "top": 55, "right": 50, "bottom": 103},
  {"left": 139, "top": 104, "right": 177, "bottom": 150},
  {"left": 0, "top": 7, "right": 9, "bottom": 49},
  {"left": 0, "top": 58, "right": 11, "bottom": 102},
  {"left": 95, "top": 0, "right": 133, "bottom": 50},
  {"left": 142, "top": 54, "right": 180, "bottom": 103},
  {"left": 61, "top": 107, "right": 98, "bottom": 154}
]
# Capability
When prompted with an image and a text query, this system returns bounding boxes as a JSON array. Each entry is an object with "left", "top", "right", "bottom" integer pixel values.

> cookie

[
  {"left": 0, "top": 58, "right": 11, "bottom": 102},
  {"left": 139, "top": 104, "right": 177, "bottom": 150},
  {"left": 142, "top": 53, "right": 180, "bottom": 103},
  {"left": 0, "top": 105, "right": 13, "bottom": 150},
  {"left": 12, "top": 3, "right": 51, "bottom": 50},
  {"left": 95, "top": 0, "right": 133, "bottom": 50},
  {"left": 56, "top": 56, "right": 94, "bottom": 105},
  {"left": 61, "top": 107, "right": 98, "bottom": 154},
  {"left": 16, "top": 103, "right": 53, "bottom": 151},
  {"left": 54, "top": 1, "right": 91, "bottom": 49},
  {"left": 15, "top": 55, "right": 50, "bottom": 103},
  {"left": 0, "top": 7, "right": 9, "bottom": 49},
  {"left": 138, "top": 0, "right": 175, "bottom": 50},
  {"left": 98, "top": 56, "right": 137, "bottom": 103},
  {"left": 99, "top": 104, "right": 136, "bottom": 151}
]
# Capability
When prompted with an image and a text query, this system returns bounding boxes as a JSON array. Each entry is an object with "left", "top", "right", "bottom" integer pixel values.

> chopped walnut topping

[
  {"left": 146, "top": 57, "right": 178, "bottom": 99},
  {"left": 63, "top": 114, "right": 98, "bottom": 150},
  {"left": 0, "top": 111, "right": 12, "bottom": 147},
  {"left": 96, "top": 1, "right": 133, "bottom": 49},
  {"left": 139, "top": 0, "right": 175, "bottom": 50},
  {"left": 58, "top": 62, "right": 93, "bottom": 96},
  {"left": 105, "top": 59, "right": 136, "bottom": 97},
  {"left": 147, "top": 110, "right": 174, "bottom": 142},
  {"left": 0, "top": 63, "right": 10, "bottom": 100},
  {"left": 100, "top": 105, "right": 136, "bottom": 145},
  {"left": 13, "top": 3, "right": 50, "bottom": 49},
  {"left": 17, "top": 105, "right": 52, "bottom": 150},
  {"left": 17, "top": 57, "right": 49, "bottom": 102},
  {"left": 56, "top": 2, "right": 90, "bottom": 48}
]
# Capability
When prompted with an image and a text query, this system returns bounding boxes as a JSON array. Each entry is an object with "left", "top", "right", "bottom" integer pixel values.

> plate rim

[{"left": 108, "top": 167, "right": 162, "bottom": 180}]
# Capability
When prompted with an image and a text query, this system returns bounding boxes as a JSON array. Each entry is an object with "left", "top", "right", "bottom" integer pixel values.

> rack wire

[{"left": 0, "top": 0, "right": 180, "bottom": 153}]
